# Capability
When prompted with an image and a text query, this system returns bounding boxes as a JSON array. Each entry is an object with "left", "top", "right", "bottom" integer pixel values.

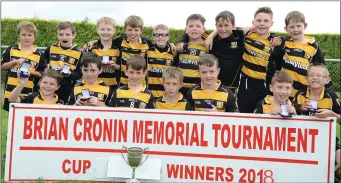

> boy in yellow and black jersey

[
  {"left": 1, "top": 21, "right": 46, "bottom": 111},
  {"left": 147, "top": 24, "right": 176, "bottom": 97},
  {"left": 151, "top": 67, "right": 192, "bottom": 111},
  {"left": 109, "top": 56, "right": 152, "bottom": 108},
  {"left": 8, "top": 69, "right": 64, "bottom": 105},
  {"left": 174, "top": 14, "right": 209, "bottom": 95},
  {"left": 187, "top": 54, "right": 236, "bottom": 112},
  {"left": 267, "top": 11, "right": 324, "bottom": 100},
  {"left": 68, "top": 53, "right": 113, "bottom": 106},
  {"left": 43, "top": 21, "right": 83, "bottom": 103},
  {"left": 254, "top": 71, "right": 296, "bottom": 115},
  {"left": 84, "top": 17, "right": 120, "bottom": 90}
]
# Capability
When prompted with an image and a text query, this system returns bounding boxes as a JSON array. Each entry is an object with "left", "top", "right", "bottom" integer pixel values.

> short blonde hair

[
  {"left": 162, "top": 67, "right": 183, "bottom": 82},
  {"left": 153, "top": 24, "right": 169, "bottom": 33},
  {"left": 17, "top": 21, "right": 37, "bottom": 37},
  {"left": 198, "top": 54, "right": 219, "bottom": 68},
  {"left": 97, "top": 17, "right": 116, "bottom": 28},
  {"left": 56, "top": 21, "right": 76, "bottom": 34},
  {"left": 124, "top": 15, "right": 144, "bottom": 31},
  {"left": 307, "top": 63, "right": 330, "bottom": 76},
  {"left": 285, "top": 11, "right": 305, "bottom": 26}
]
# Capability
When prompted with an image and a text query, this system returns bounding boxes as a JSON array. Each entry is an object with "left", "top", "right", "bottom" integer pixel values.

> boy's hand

[
  {"left": 315, "top": 109, "right": 335, "bottom": 118},
  {"left": 13, "top": 58, "right": 25, "bottom": 67},
  {"left": 266, "top": 107, "right": 281, "bottom": 115},
  {"left": 75, "top": 97, "right": 86, "bottom": 106},
  {"left": 176, "top": 43, "right": 184, "bottom": 52},
  {"left": 287, "top": 105, "right": 297, "bottom": 115},
  {"left": 169, "top": 43, "right": 177, "bottom": 54},
  {"left": 108, "top": 60, "right": 120, "bottom": 70},
  {"left": 270, "top": 37, "right": 282, "bottom": 47},
  {"left": 16, "top": 72, "right": 29, "bottom": 86},
  {"left": 82, "top": 40, "right": 97, "bottom": 51},
  {"left": 88, "top": 96, "right": 101, "bottom": 106},
  {"left": 203, "top": 104, "right": 218, "bottom": 112},
  {"left": 300, "top": 101, "right": 312, "bottom": 112}
]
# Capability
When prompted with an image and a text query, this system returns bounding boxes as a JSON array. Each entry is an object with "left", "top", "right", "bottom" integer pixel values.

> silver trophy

[{"left": 121, "top": 146, "right": 149, "bottom": 183}]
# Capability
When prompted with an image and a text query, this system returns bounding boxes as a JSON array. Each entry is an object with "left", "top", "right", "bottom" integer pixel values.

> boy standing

[
  {"left": 1, "top": 21, "right": 45, "bottom": 111},
  {"left": 254, "top": 71, "right": 296, "bottom": 115},
  {"left": 8, "top": 69, "right": 64, "bottom": 105},
  {"left": 147, "top": 24, "right": 176, "bottom": 97},
  {"left": 267, "top": 11, "right": 325, "bottom": 99},
  {"left": 109, "top": 55, "right": 152, "bottom": 108},
  {"left": 175, "top": 14, "right": 209, "bottom": 95},
  {"left": 151, "top": 67, "right": 192, "bottom": 111},
  {"left": 187, "top": 54, "right": 236, "bottom": 112},
  {"left": 43, "top": 21, "right": 83, "bottom": 103},
  {"left": 84, "top": 17, "right": 120, "bottom": 90},
  {"left": 68, "top": 52, "right": 113, "bottom": 107}
]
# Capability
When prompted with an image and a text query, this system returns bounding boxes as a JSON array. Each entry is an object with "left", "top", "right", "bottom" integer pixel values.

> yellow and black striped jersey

[
  {"left": 19, "top": 92, "right": 64, "bottom": 105},
  {"left": 269, "top": 36, "right": 324, "bottom": 98},
  {"left": 44, "top": 42, "right": 82, "bottom": 73},
  {"left": 241, "top": 32, "right": 274, "bottom": 80},
  {"left": 254, "top": 95, "right": 292, "bottom": 114},
  {"left": 175, "top": 42, "right": 208, "bottom": 89},
  {"left": 1, "top": 44, "right": 45, "bottom": 99},
  {"left": 68, "top": 80, "right": 113, "bottom": 106},
  {"left": 85, "top": 39, "right": 120, "bottom": 89},
  {"left": 110, "top": 84, "right": 152, "bottom": 108},
  {"left": 187, "top": 81, "right": 237, "bottom": 112},
  {"left": 115, "top": 37, "right": 153, "bottom": 85},
  {"left": 293, "top": 88, "right": 340, "bottom": 115},
  {"left": 151, "top": 93, "right": 192, "bottom": 111},
  {"left": 147, "top": 43, "right": 175, "bottom": 97}
]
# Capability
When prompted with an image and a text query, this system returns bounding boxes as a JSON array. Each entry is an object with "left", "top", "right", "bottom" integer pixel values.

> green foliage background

[{"left": 1, "top": 18, "right": 340, "bottom": 91}]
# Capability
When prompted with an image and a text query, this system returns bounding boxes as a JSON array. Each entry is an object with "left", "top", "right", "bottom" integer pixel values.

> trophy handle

[
  {"left": 121, "top": 145, "right": 129, "bottom": 165},
  {"left": 139, "top": 147, "right": 150, "bottom": 166}
]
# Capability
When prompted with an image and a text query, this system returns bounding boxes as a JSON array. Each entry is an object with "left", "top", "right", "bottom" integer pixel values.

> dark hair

[
  {"left": 215, "top": 11, "right": 235, "bottom": 25},
  {"left": 56, "top": 21, "right": 76, "bottom": 34},
  {"left": 186, "top": 14, "right": 206, "bottom": 26},
  {"left": 81, "top": 52, "right": 102, "bottom": 69},
  {"left": 126, "top": 55, "right": 146, "bottom": 71}
]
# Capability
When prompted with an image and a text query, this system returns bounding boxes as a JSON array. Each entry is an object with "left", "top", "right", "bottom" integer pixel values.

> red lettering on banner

[
  {"left": 73, "top": 118, "right": 127, "bottom": 142},
  {"left": 23, "top": 116, "right": 68, "bottom": 140},
  {"left": 62, "top": 159, "right": 91, "bottom": 174},
  {"left": 167, "top": 164, "right": 234, "bottom": 181},
  {"left": 211, "top": 124, "right": 319, "bottom": 153},
  {"left": 132, "top": 120, "right": 208, "bottom": 147}
]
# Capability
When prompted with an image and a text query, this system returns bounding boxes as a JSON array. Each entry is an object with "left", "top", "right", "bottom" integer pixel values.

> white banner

[{"left": 5, "top": 104, "right": 336, "bottom": 182}]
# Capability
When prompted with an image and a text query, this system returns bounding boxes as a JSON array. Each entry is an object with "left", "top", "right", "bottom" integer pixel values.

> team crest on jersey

[
  {"left": 69, "top": 58, "right": 75, "bottom": 64},
  {"left": 263, "top": 46, "right": 271, "bottom": 52},
  {"left": 217, "top": 101, "right": 224, "bottom": 108},
  {"left": 98, "top": 93, "right": 104, "bottom": 101},
  {"left": 230, "top": 42, "right": 238, "bottom": 49},
  {"left": 139, "top": 102, "right": 146, "bottom": 108}
]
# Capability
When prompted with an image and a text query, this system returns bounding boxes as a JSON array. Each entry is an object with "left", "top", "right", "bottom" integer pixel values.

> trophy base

[{"left": 126, "top": 178, "right": 140, "bottom": 183}]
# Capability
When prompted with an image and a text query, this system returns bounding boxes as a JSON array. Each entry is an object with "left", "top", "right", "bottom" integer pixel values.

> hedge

[{"left": 1, "top": 18, "right": 340, "bottom": 91}]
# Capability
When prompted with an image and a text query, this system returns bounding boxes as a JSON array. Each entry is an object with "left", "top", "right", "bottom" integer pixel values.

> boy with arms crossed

[
  {"left": 68, "top": 52, "right": 113, "bottom": 107},
  {"left": 151, "top": 67, "right": 192, "bottom": 111},
  {"left": 187, "top": 54, "right": 236, "bottom": 112},
  {"left": 1, "top": 21, "right": 45, "bottom": 111},
  {"left": 84, "top": 17, "right": 120, "bottom": 90},
  {"left": 109, "top": 55, "right": 152, "bottom": 108},
  {"left": 43, "top": 21, "right": 83, "bottom": 103}
]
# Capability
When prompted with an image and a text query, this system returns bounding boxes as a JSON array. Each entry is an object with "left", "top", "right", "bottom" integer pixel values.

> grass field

[{"left": 1, "top": 92, "right": 340, "bottom": 182}]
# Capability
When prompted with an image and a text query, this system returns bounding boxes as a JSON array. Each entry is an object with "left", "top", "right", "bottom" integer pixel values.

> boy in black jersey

[
  {"left": 1, "top": 21, "right": 46, "bottom": 111},
  {"left": 109, "top": 55, "right": 152, "bottom": 108},
  {"left": 84, "top": 17, "right": 120, "bottom": 90},
  {"left": 8, "top": 69, "right": 64, "bottom": 105},
  {"left": 151, "top": 67, "right": 192, "bottom": 111},
  {"left": 43, "top": 21, "right": 83, "bottom": 103},
  {"left": 68, "top": 52, "right": 113, "bottom": 107},
  {"left": 187, "top": 54, "right": 236, "bottom": 112}
]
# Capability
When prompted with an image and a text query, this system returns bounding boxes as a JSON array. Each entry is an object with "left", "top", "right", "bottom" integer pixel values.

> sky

[{"left": 1, "top": 1, "right": 340, "bottom": 34}]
